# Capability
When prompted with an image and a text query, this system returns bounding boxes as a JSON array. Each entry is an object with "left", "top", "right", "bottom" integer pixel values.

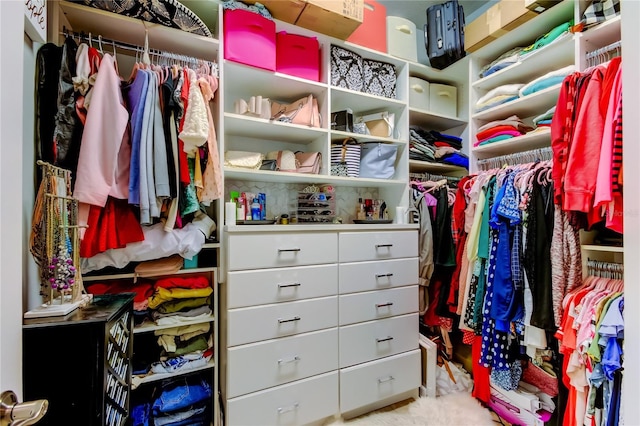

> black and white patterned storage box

[
  {"left": 330, "top": 45, "right": 364, "bottom": 92},
  {"left": 363, "top": 59, "right": 397, "bottom": 99}
]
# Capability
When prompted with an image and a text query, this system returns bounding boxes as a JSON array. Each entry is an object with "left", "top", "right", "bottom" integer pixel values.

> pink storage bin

[
  {"left": 224, "top": 9, "right": 276, "bottom": 71},
  {"left": 276, "top": 32, "right": 321, "bottom": 82},
  {"left": 346, "top": 0, "right": 387, "bottom": 53}
]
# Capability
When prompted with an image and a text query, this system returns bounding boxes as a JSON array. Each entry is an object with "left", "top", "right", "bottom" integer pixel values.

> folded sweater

[
  {"left": 476, "top": 84, "right": 525, "bottom": 107},
  {"left": 519, "top": 65, "right": 575, "bottom": 97}
]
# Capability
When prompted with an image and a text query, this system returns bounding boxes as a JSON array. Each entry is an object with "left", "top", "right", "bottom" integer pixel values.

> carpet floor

[{"left": 325, "top": 392, "right": 498, "bottom": 426}]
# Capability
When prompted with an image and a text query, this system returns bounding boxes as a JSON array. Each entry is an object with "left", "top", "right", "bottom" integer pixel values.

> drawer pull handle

[
  {"left": 277, "top": 402, "right": 299, "bottom": 414},
  {"left": 375, "top": 273, "right": 394, "bottom": 278},
  {"left": 278, "top": 316, "right": 301, "bottom": 324},
  {"left": 376, "top": 336, "right": 394, "bottom": 343},
  {"left": 376, "top": 244, "right": 393, "bottom": 248},
  {"left": 378, "top": 375, "right": 395, "bottom": 384},
  {"left": 376, "top": 302, "right": 394, "bottom": 308},
  {"left": 278, "top": 283, "right": 301, "bottom": 289},
  {"left": 278, "top": 355, "right": 301, "bottom": 364},
  {"left": 278, "top": 248, "right": 301, "bottom": 252}
]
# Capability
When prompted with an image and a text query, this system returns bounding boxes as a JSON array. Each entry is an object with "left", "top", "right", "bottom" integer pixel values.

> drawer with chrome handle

[
  {"left": 339, "top": 258, "right": 418, "bottom": 294},
  {"left": 339, "top": 286, "right": 418, "bottom": 325},
  {"left": 339, "top": 231, "right": 418, "bottom": 262},
  {"left": 228, "top": 232, "right": 337, "bottom": 270}
]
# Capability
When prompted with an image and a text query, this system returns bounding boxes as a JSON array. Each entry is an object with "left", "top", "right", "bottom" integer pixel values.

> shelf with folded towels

[
  {"left": 472, "top": 85, "right": 562, "bottom": 122},
  {"left": 472, "top": 128, "right": 551, "bottom": 158}
]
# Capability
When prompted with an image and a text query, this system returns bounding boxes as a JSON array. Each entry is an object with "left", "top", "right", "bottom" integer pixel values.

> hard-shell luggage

[{"left": 425, "top": 0, "right": 466, "bottom": 70}]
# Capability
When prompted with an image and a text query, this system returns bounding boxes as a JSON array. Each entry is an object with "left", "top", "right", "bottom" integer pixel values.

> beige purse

[
  {"left": 266, "top": 150, "right": 299, "bottom": 172},
  {"left": 270, "top": 94, "right": 322, "bottom": 128},
  {"left": 224, "top": 151, "right": 264, "bottom": 169}
]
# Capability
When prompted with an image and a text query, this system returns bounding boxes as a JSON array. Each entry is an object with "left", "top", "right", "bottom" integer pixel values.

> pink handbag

[
  {"left": 271, "top": 94, "right": 322, "bottom": 128},
  {"left": 521, "top": 361, "right": 558, "bottom": 397},
  {"left": 295, "top": 152, "right": 322, "bottom": 174}
]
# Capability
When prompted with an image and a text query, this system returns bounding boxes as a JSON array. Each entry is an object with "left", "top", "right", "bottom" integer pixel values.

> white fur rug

[{"left": 325, "top": 392, "right": 496, "bottom": 426}]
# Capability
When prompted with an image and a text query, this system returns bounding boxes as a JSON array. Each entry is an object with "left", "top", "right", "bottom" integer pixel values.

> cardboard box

[
  {"left": 296, "top": 0, "right": 364, "bottom": 40},
  {"left": 524, "top": 0, "right": 562, "bottom": 13},
  {"left": 465, "top": 0, "right": 538, "bottom": 52},
  {"left": 243, "top": 0, "right": 306, "bottom": 25}
]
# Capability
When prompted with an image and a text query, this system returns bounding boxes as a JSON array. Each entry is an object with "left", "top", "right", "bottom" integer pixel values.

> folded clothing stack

[
  {"left": 532, "top": 106, "right": 556, "bottom": 128},
  {"left": 475, "top": 115, "right": 533, "bottom": 147},
  {"left": 479, "top": 21, "right": 573, "bottom": 79},
  {"left": 475, "top": 84, "right": 524, "bottom": 112},
  {"left": 410, "top": 127, "right": 468, "bottom": 169},
  {"left": 519, "top": 65, "right": 575, "bottom": 97}
]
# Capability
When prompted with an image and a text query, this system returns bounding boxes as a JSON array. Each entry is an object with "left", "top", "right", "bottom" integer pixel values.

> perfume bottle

[{"left": 356, "top": 197, "right": 366, "bottom": 220}]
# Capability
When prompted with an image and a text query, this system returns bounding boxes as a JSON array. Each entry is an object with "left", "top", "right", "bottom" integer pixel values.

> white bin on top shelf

[
  {"left": 386, "top": 16, "right": 418, "bottom": 62},
  {"left": 429, "top": 83, "right": 457, "bottom": 117}
]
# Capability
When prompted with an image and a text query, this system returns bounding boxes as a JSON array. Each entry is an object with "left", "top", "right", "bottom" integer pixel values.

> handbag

[
  {"left": 330, "top": 138, "right": 361, "bottom": 177},
  {"left": 363, "top": 59, "right": 397, "bottom": 99},
  {"left": 358, "top": 111, "right": 395, "bottom": 138},
  {"left": 224, "top": 150, "right": 264, "bottom": 169},
  {"left": 295, "top": 152, "right": 322, "bottom": 174},
  {"left": 266, "top": 150, "right": 298, "bottom": 172},
  {"left": 330, "top": 45, "right": 364, "bottom": 92},
  {"left": 359, "top": 142, "right": 398, "bottom": 179},
  {"left": 259, "top": 159, "right": 278, "bottom": 171},
  {"left": 270, "top": 94, "right": 322, "bottom": 128}
]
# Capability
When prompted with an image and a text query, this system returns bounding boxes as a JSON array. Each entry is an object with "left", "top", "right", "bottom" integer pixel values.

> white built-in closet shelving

[
  {"left": 467, "top": 0, "right": 622, "bottom": 259},
  {"left": 53, "top": 1, "right": 221, "bottom": 423}
]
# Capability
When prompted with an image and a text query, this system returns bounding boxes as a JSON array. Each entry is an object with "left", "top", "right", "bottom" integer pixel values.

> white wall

[
  {"left": 0, "top": 0, "right": 25, "bottom": 395},
  {"left": 621, "top": 1, "right": 638, "bottom": 423}
]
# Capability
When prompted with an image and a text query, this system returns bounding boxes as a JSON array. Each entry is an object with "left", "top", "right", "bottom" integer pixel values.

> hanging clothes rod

[
  {"left": 585, "top": 40, "right": 621, "bottom": 60},
  {"left": 60, "top": 27, "right": 217, "bottom": 70},
  {"left": 477, "top": 147, "right": 553, "bottom": 171},
  {"left": 409, "top": 172, "right": 462, "bottom": 183},
  {"left": 587, "top": 259, "right": 624, "bottom": 279}
]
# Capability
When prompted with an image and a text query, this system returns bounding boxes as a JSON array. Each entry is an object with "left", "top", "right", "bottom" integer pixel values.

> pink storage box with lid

[
  {"left": 276, "top": 32, "right": 321, "bottom": 81},
  {"left": 346, "top": 0, "right": 387, "bottom": 53},
  {"left": 224, "top": 9, "right": 276, "bottom": 71}
]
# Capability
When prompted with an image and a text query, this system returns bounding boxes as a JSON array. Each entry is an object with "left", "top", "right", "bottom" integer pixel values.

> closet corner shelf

[
  {"left": 472, "top": 35, "right": 575, "bottom": 91},
  {"left": 131, "top": 359, "right": 215, "bottom": 390},
  {"left": 223, "top": 60, "right": 327, "bottom": 100},
  {"left": 408, "top": 56, "right": 470, "bottom": 86},
  {"left": 224, "top": 167, "right": 406, "bottom": 188},
  {"left": 134, "top": 314, "right": 215, "bottom": 334},
  {"left": 472, "top": 129, "right": 551, "bottom": 158},
  {"left": 224, "top": 113, "right": 328, "bottom": 142},
  {"left": 330, "top": 130, "right": 406, "bottom": 144},
  {"left": 580, "top": 15, "right": 621, "bottom": 47},
  {"left": 581, "top": 244, "right": 624, "bottom": 253},
  {"left": 330, "top": 87, "right": 406, "bottom": 115},
  {"left": 471, "top": 84, "right": 562, "bottom": 122},
  {"left": 409, "top": 108, "right": 466, "bottom": 131},
  {"left": 82, "top": 266, "right": 218, "bottom": 282},
  {"left": 409, "top": 160, "right": 468, "bottom": 175},
  {"left": 58, "top": 1, "right": 219, "bottom": 61}
]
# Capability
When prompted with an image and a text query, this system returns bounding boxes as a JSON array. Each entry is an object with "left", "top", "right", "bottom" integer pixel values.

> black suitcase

[{"left": 425, "top": 0, "right": 466, "bottom": 70}]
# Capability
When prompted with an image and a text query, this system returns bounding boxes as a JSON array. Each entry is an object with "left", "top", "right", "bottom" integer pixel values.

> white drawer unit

[
  {"left": 227, "top": 296, "right": 338, "bottom": 346},
  {"left": 227, "top": 371, "right": 339, "bottom": 426},
  {"left": 339, "top": 314, "right": 418, "bottom": 368},
  {"left": 339, "top": 286, "right": 419, "bottom": 326},
  {"left": 339, "top": 231, "right": 418, "bottom": 263},
  {"left": 227, "top": 264, "right": 338, "bottom": 308},
  {"left": 340, "top": 350, "right": 421, "bottom": 414},
  {"left": 339, "top": 258, "right": 418, "bottom": 294},
  {"left": 228, "top": 232, "right": 338, "bottom": 270},
  {"left": 227, "top": 328, "right": 338, "bottom": 398}
]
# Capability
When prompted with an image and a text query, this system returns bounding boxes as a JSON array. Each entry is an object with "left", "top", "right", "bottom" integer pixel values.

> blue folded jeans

[
  {"left": 153, "top": 403, "right": 208, "bottom": 426},
  {"left": 131, "top": 402, "right": 151, "bottom": 426},
  {"left": 152, "top": 376, "right": 212, "bottom": 415}
]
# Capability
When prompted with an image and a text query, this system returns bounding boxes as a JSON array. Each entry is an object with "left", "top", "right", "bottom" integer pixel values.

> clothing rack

[
  {"left": 587, "top": 259, "right": 624, "bottom": 280},
  {"left": 477, "top": 147, "right": 553, "bottom": 171},
  {"left": 409, "top": 172, "right": 462, "bottom": 183},
  {"left": 586, "top": 40, "right": 621, "bottom": 67},
  {"left": 61, "top": 27, "right": 218, "bottom": 75}
]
